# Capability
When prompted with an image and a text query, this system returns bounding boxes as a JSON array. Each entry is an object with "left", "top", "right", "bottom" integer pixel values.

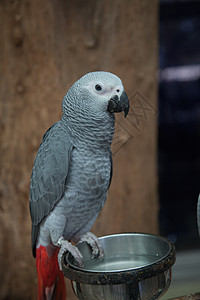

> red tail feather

[{"left": 36, "top": 245, "right": 66, "bottom": 300}]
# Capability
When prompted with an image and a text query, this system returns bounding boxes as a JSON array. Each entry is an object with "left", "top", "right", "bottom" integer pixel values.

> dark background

[{"left": 159, "top": 0, "right": 200, "bottom": 250}]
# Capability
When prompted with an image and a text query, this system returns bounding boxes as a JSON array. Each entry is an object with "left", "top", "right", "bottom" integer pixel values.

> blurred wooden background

[{"left": 0, "top": 0, "right": 159, "bottom": 299}]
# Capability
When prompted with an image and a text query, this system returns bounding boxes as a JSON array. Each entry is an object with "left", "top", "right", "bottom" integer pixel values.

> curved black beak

[{"left": 107, "top": 91, "right": 129, "bottom": 117}]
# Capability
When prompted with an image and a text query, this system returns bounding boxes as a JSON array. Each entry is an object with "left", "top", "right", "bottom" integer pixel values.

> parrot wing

[
  {"left": 108, "top": 151, "right": 113, "bottom": 189},
  {"left": 29, "top": 122, "right": 73, "bottom": 257}
]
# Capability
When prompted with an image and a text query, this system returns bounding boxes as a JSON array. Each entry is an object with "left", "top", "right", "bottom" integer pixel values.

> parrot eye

[{"left": 95, "top": 84, "right": 102, "bottom": 91}]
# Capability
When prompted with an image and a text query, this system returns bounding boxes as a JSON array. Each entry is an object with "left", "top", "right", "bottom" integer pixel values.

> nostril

[{"left": 113, "top": 95, "right": 119, "bottom": 101}]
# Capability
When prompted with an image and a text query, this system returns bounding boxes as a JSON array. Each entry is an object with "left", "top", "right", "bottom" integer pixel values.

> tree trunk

[{"left": 0, "top": 0, "right": 159, "bottom": 299}]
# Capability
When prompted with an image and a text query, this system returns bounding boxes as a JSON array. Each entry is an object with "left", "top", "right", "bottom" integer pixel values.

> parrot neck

[{"left": 60, "top": 113, "right": 115, "bottom": 149}]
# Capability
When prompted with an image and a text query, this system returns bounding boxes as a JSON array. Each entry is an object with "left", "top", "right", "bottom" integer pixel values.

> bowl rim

[
  {"left": 62, "top": 232, "right": 176, "bottom": 285},
  {"left": 67, "top": 232, "right": 172, "bottom": 272}
]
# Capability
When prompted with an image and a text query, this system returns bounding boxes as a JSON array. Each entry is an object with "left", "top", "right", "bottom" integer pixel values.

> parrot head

[{"left": 62, "top": 71, "right": 129, "bottom": 120}]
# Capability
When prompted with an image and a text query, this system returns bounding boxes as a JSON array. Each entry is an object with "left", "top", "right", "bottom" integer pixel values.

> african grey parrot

[{"left": 29, "top": 71, "right": 129, "bottom": 299}]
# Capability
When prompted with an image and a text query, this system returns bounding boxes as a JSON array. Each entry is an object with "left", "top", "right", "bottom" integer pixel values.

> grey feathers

[
  {"left": 30, "top": 122, "right": 73, "bottom": 256},
  {"left": 29, "top": 71, "right": 128, "bottom": 257}
]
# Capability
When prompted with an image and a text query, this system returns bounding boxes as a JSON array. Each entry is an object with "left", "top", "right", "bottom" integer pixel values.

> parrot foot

[
  {"left": 57, "top": 237, "right": 83, "bottom": 271},
  {"left": 78, "top": 232, "right": 105, "bottom": 259}
]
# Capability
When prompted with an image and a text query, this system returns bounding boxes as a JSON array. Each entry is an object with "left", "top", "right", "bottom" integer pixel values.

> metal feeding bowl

[{"left": 62, "top": 233, "right": 176, "bottom": 300}]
